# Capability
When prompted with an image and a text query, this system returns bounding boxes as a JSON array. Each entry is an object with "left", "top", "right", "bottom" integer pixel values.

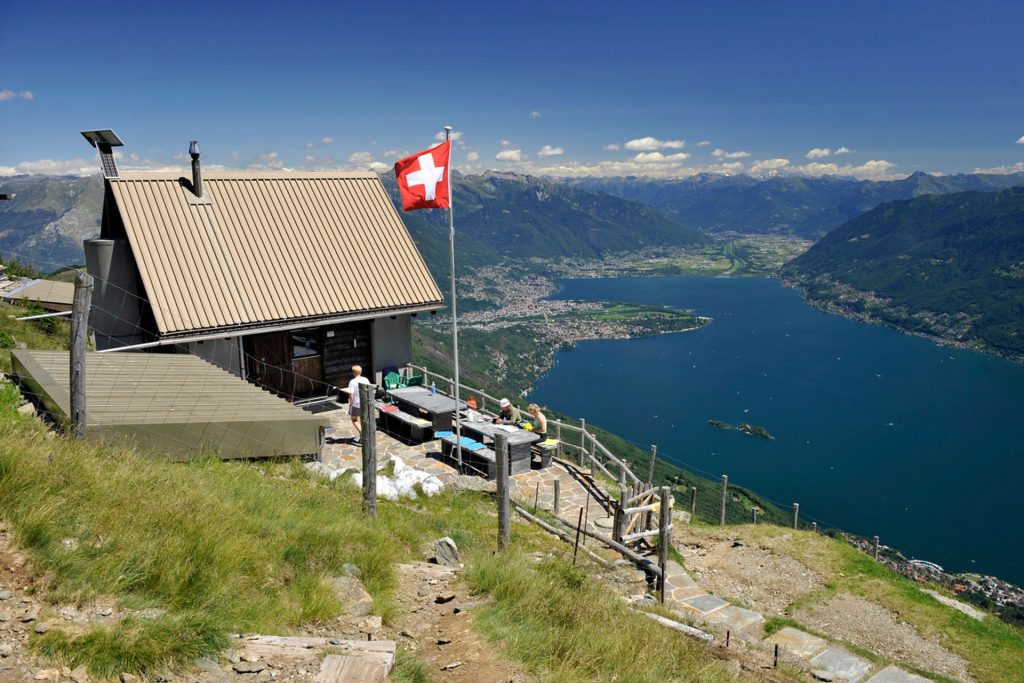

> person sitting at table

[
  {"left": 495, "top": 398, "right": 523, "bottom": 425},
  {"left": 527, "top": 403, "right": 548, "bottom": 439}
]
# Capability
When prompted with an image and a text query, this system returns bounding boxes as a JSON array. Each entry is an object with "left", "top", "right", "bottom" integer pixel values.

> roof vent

[
  {"left": 80, "top": 129, "right": 124, "bottom": 178},
  {"left": 189, "top": 140, "right": 203, "bottom": 198}
]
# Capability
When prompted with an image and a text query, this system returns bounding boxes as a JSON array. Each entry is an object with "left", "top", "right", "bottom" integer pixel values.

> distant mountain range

[
  {"left": 570, "top": 171, "right": 1024, "bottom": 238},
  {"left": 0, "top": 171, "right": 704, "bottom": 276},
  {"left": 782, "top": 187, "right": 1024, "bottom": 357},
  {"left": 0, "top": 174, "right": 102, "bottom": 272}
]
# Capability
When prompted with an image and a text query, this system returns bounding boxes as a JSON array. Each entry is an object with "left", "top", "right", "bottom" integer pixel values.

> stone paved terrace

[{"left": 320, "top": 409, "right": 615, "bottom": 528}]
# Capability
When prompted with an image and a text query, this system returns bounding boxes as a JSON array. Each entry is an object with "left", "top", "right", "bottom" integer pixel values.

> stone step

[{"left": 317, "top": 652, "right": 393, "bottom": 683}]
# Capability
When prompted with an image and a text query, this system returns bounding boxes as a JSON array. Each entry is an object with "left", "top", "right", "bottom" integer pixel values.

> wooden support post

[
  {"left": 726, "top": 630, "right": 730, "bottom": 648},
  {"left": 615, "top": 484, "right": 629, "bottom": 544},
  {"left": 811, "top": 522, "right": 817, "bottom": 533},
  {"left": 873, "top": 535, "right": 880, "bottom": 560},
  {"left": 359, "top": 383, "right": 378, "bottom": 520},
  {"left": 495, "top": 432, "right": 510, "bottom": 550},
  {"left": 582, "top": 490, "right": 590, "bottom": 547},
  {"left": 573, "top": 507, "right": 583, "bottom": 565},
  {"left": 555, "top": 421, "right": 561, "bottom": 442},
  {"left": 533, "top": 482, "right": 540, "bottom": 514},
  {"left": 70, "top": 272, "right": 93, "bottom": 438},
  {"left": 719, "top": 475, "right": 728, "bottom": 525},
  {"left": 658, "top": 486, "right": 671, "bottom": 604},
  {"left": 792, "top": 503, "right": 800, "bottom": 529},
  {"left": 774, "top": 644, "right": 779, "bottom": 669},
  {"left": 752, "top": 507, "right": 758, "bottom": 525},
  {"left": 646, "top": 444, "right": 657, "bottom": 486},
  {"left": 690, "top": 486, "right": 697, "bottom": 516},
  {"left": 553, "top": 479, "right": 561, "bottom": 514}
]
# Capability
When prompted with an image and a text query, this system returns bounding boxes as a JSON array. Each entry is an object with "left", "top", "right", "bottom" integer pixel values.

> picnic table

[
  {"left": 387, "top": 386, "right": 465, "bottom": 432},
  {"left": 459, "top": 418, "right": 540, "bottom": 475}
]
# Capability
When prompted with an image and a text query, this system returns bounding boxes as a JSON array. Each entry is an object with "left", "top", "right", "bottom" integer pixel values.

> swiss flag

[{"left": 394, "top": 141, "right": 451, "bottom": 211}]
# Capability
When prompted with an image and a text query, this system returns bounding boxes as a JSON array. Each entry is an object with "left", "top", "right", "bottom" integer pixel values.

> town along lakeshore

[{"left": 532, "top": 275, "right": 1024, "bottom": 587}]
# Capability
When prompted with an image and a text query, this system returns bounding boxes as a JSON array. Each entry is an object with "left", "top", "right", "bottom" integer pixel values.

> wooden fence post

[
  {"left": 646, "top": 445, "right": 657, "bottom": 486},
  {"left": 554, "top": 420, "right": 561, "bottom": 443},
  {"left": 719, "top": 475, "right": 728, "bottom": 525},
  {"left": 70, "top": 272, "right": 93, "bottom": 438},
  {"left": 659, "top": 486, "right": 671, "bottom": 604},
  {"left": 495, "top": 432, "right": 510, "bottom": 550},
  {"left": 359, "top": 383, "right": 378, "bottom": 520},
  {"left": 752, "top": 507, "right": 758, "bottom": 525},
  {"left": 873, "top": 535, "right": 880, "bottom": 560},
  {"left": 578, "top": 418, "right": 586, "bottom": 467},
  {"left": 553, "top": 479, "right": 561, "bottom": 514},
  {"left": 792, "top": 503, "right": 800, "bottom": 529},
  {"left": 690, "top": 486, "right": 697, "bottom": 517},
  {"left": 811, "top": 522, "right": 817, "bottom": 533}
]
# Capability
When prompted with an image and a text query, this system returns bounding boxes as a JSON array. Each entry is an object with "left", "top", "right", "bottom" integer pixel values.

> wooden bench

[
  {"left": 532, "top": 440, "right": 560, "bottom": 469},
  {"left": 438, "top": 434, "right": 497, "bottom": 479},
  {"left": 378, "top": 408, "right": 433, "bottom": 444}
]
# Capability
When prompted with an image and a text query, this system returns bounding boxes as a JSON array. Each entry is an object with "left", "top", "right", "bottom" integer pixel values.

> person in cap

[{"left": 494, "top": 398, "right": 523, "bottom": 425}]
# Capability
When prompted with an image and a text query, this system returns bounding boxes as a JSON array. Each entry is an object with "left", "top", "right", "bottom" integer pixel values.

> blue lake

[{"left": 532, "top": 276, "right": 1024, "bottom": 585}]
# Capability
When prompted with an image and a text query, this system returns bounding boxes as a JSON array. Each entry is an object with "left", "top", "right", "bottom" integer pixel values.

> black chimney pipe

[{"left": 189, "top": 141, "right": 203, "bottom": 198}]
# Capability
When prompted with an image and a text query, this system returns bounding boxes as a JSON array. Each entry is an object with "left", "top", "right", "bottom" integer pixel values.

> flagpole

[{"left": 445, "top": 125, "right": 463, "bottom": 474}]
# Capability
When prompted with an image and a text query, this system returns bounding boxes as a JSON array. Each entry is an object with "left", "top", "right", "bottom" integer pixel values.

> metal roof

[
  {"left": 107, "top": 171, "right": 444, "bottom": 337},
  {"left": 11, "top": 350, "right": 327, "bottom": 459},
  {"left": 0, "top": 278, "right": 75, "bottom": 311}
]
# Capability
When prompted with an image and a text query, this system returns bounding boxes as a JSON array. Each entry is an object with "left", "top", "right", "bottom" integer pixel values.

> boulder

[{"left": 434, "top": 537, "right": 460, "bottom": 567}]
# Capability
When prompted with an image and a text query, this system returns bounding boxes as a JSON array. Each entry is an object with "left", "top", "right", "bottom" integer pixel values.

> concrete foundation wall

[{"left": 84, "top": 238, "right": 148, "bottom": 351}]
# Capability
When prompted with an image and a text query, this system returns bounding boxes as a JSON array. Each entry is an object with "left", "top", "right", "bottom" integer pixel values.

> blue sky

[{"left": 1, "top": 0, "right": 1022, "bottom": 180}]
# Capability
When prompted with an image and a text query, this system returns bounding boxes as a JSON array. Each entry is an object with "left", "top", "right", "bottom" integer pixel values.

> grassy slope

[
  {"left": 734, "top": 523, "right": 1024, "bottom": 683},
  {"left": 0, "top": 381, "right": 746, "bottom": 681}
]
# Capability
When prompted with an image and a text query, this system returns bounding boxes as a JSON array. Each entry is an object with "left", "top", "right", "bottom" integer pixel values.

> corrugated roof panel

[{"left": 108, "top": 172, "right": 444, "bottom": 337}]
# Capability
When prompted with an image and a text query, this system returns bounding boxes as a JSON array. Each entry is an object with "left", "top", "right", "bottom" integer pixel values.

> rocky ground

[{"left": 677, "top": 526, "right": 976, "bottom": 681}]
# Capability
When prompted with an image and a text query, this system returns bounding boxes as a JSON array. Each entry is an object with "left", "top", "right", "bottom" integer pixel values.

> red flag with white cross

[{"left": 394, "top": 141, "right": 451, "bottom": 211}]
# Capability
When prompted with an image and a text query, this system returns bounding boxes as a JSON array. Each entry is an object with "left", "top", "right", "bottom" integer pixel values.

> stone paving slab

[
  {"left": 808, "top": 646, "right": 872, "bottom": 683},
  {"left": 703, "top": 604, "right": 765, "bottom": 632},
  {"left": 864, "top": 666, "right": 932, "bottom": 683},
  {"left": 666, "top": 585, "right": 708, "bottom": 603},
  {"left": 765, "top": 627, "right": 830, "bottom": 659},
  {"left": 680, "top": 594, "right": 729, "bottom": 616}
]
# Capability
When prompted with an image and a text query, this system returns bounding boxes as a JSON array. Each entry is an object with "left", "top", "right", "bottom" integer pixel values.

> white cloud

[
  {"left": 347, "top": 151, "right": 376, "bottom": 164},
  {"left": 367, "top": 161, "right": 389, "bottom": 173},
  {"left": 434, "top": 130, "right": 463, "bottom": 141},
  {"left": 1016, "top": 135, "right": 1024, "bottom": 144},
  {"left": 500, "top": 139, "right": 512, "bottom": 147},
  {"left": 249, "top": 152, "right": 285, "bottom": 170},
  {"left": 806, "top": 147, "right": 832, "bottom": 159},
  {"left": 466, "top": 150, "right": 480, "bottom": 162},
  {"left": 0, "top": 89, "right": 33, "bottom": 101},
  {"left": 974, "top": 161, "right": 1024, "bottom": 174},
  {"left": 0, "top": 157, "right": 98, "bottom": 176},
  {"left": 835, "top": 146, "right": 851, "bottom": 155},
  {"left": 538, "top": 145, "right": 564, "bottom": 157},
  {"left": 632, "top": 151, "right": 691, "bottom": 163},
  {"left": 696, "top": 140, "right": 711, "bottom": 147},
  {"left": 795, "top": 159, "right": 898, "bottom": 180},
  {"left": 529, "top": 111, "right": 541, "bottom": 119},
  {"left": 496, "top": 148, "right": 524, "bottom": 162},
  {"left": 712, "top": 148, "right": 750, "bottom": 159},
  {"left": 604, "top": 143, "right": 620, "bottom": 151},
  {"left": 624, "top": 136, "right": 686, "bottom": 151},
  {"left": 320, "top": 136, "right": 335, "bottom": 145},
  {"left": 523, "top": 157, "right": 743, "bottom": 179},
  {"left": 749, "top": 158, "right": 791, "bottom": 175}
]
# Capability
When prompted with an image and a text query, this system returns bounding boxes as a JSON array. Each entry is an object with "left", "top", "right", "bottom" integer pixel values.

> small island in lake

[
  {"left": 708, "top": 419, "right": 732, "bottom": 430},
  {"left": 738, "top": 423, "right": 775, "bottom": 440}
]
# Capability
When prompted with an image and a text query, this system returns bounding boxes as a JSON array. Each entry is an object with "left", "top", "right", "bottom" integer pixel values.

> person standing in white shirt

[{"left": 347, "top": 365, "right": 371, "bottom": 443}]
